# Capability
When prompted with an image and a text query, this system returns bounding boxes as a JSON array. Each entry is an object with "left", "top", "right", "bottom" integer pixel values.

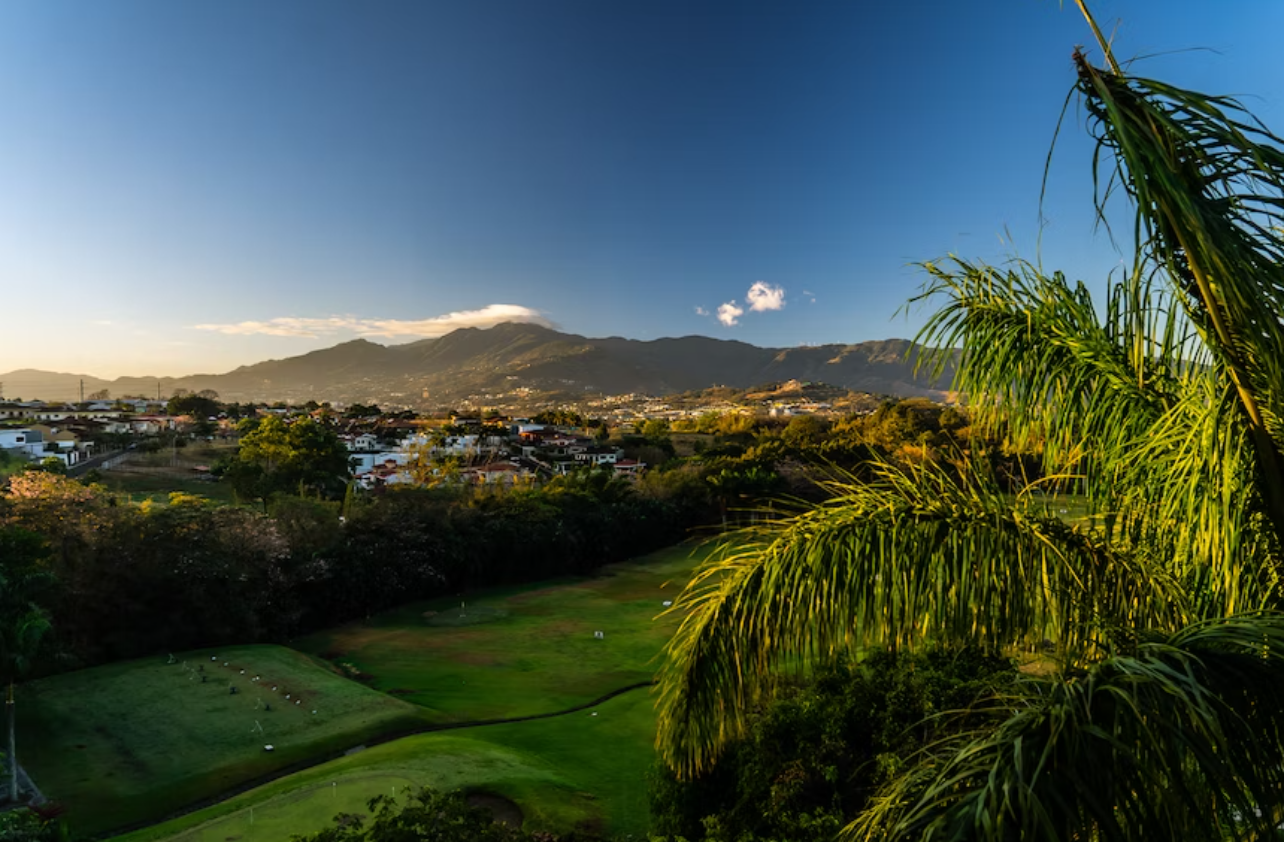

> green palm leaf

[
  {"left": 851, "top": 613, "right": 1284, "bottom": 842},
  {"left": 913, "top": 258, "right": 1188, "bottom": 477},
  {"left": 655, "top": 460, "right": 1180, "bottom": 777},
  {"left": 1076, "top": 51, "right": 1284, "bottom": 550},
  {"left": 655, "top": 8, "right": 1284, "bottom": 837},
  {"left": 911, "top": 258, "right": 1280, "bottom": 617}
]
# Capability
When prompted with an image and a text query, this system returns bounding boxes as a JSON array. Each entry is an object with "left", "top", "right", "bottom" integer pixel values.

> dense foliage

[
  {"left": 0, "top": 469, "right": 707, "bottom": 668},
  {"left": 0, "top": 808, "right": 59, "bottom": 842},
  {"left": 649, "top": 651, "right": 1016, "bottom": 842}
]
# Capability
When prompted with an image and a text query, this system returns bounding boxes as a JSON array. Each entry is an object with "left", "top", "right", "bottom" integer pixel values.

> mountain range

[{"left": 0, "top": 323, "right": 953, "bottom": 405}]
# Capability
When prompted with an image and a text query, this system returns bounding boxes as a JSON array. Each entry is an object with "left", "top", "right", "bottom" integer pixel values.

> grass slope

[
  {"left": 21, "top": 645, "right": 430, "bottom": 836},
  {"left": 294, "top": 543, "right": 712, "bottom": 722},
  {"left": 112, "top": 688, "right": 658, "bottom": 842},
  {"left": 294, "top": 546, "right": 708, "bottom": 723},
  {"left": 34, "top": 542, "right": 714, "bottom": 839}
]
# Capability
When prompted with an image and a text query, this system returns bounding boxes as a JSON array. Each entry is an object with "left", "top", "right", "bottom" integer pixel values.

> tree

[
  {"left": 222, "top": 416, "right": 351, "bottom": 505},
  {"left": 0, "top": 452, "right": 24, "bottom": 481},
  {"left": 642, "top": 418, "right": 670, "bottom": 440},
  {"left": 23, "top": 458, "right": 65, "bottom": 476},
  {"left": 780, "top": 414, "right": 830, "bottom": 449},
  {"left": 0, "top": 528, "right": 52, "bottom": 803},
  {"left": 656, "top": 14, "right": 1284, "bottom": 841},
  {"left": 167, "top": 393, "right": 221, "bottom": 423}
]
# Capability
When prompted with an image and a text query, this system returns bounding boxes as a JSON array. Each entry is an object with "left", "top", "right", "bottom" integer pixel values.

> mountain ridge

[{"left": 1, "top": 323, "right": 953, "bottom": 404}]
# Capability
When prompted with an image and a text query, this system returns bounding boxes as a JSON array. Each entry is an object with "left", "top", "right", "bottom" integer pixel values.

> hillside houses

[
  {"left": 0, "top": 426, "right": 89, "bottom": 467},
  {"left": 0, "top": 402, "right": 129, "bottom": 422},
  {"left": 0, "top": 398, "right": 197, "bottom": 471},
  {"left": 345, "top": 421, "right": 645, "bottom": 489}
]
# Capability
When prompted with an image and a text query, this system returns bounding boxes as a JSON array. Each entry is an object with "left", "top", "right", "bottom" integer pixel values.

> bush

[
  {"left": 0, "top": 809, "right": 60, "bottom": 842},
  {"left": 291, "top": 786, "right": 590, "bottom": 842}
]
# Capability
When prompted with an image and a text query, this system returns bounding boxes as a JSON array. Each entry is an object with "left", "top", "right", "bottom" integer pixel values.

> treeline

[
  {"left": 0, "top": 470, "right": 715, "bottom": 671},
  {"left": 633, "top": 399, "right": 1048, "bottom": 503},
  {"left": 0, "top": 398, "right": 1002, "bottom": 674}
]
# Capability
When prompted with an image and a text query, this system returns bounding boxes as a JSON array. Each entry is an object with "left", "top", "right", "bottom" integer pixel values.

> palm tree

[{"left": 655, "top": 12, "right": 1284, "bottom": 841}]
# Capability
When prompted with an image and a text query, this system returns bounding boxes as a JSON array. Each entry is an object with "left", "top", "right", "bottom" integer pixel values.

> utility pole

[{"left": 79, "top": 378, "right": 84, "bottom": 403}]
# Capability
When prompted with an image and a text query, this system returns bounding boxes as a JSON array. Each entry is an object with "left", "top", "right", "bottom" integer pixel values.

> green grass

[
  {"left": 20, "top": 645, "right": 431, "bottom": 837},
  {"left": 33, "top": 541, "right": 718, "bottom": 839},
  {"left": 111, "top": 688, "right": 658, "bottom": 842},
  {"left": 294, "top": 542, "right": 714, "bottom": 722},
  {"left": 96, "top": 471, "right": 242, "bottom": 506},
  {"left": 97, "top": 443, "right": 242, "bottom": 506}
]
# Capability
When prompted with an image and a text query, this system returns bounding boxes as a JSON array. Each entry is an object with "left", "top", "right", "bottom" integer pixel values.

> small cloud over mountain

[
  {"left": 746, "top": 281, "right": 786, "bottom": 312},
  {"left": 717, "top": 301, "right": 744, "bottom": 327},
  {"left": 193, "top": 304, "right": 553, "bottom": 339},
  {"left": 700, "top": 281, "right": 786, "bottom": 327}
]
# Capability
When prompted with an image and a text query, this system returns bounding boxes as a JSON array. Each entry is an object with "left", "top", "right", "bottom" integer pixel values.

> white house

[
  {"left": 345, "top": 433, "right": 381, "bottom": 452},
  {"left": 572, "top": 446, "right": 622, "bottom": 466},
  {"left": 350, "top": 450, "right": 411, "bottom": 474},
  {"left": 0, "top": 428, "right": 40, "bottom": 456},
  {"left": 0, "top": 428, "right": 81, "bottom": 466}
]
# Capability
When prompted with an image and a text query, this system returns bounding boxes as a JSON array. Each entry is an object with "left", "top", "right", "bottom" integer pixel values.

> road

[{"left": 68, "top": 449, "right": 128, "bottom": 478}]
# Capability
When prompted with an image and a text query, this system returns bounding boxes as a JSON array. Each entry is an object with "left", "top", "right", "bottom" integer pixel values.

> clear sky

[{"left": 2, "top": 1, "right": 1282, "bottom": 378}]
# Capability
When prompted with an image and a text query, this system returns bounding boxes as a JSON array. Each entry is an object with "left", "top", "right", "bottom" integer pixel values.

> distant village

[{"left": 0, "top": 378, "right": 867, "bottom": 486}]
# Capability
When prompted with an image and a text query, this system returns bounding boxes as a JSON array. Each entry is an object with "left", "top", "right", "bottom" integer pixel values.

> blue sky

[{"left": 2, "top": 1, "right": 1282, "bottom": 378}]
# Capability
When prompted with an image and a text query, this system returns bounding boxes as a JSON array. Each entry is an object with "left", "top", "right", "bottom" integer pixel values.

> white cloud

[
  {"left": 193, "top": 304, "right": 553, "bottom": 339},
  {"left": 717, "top": 301, "right": 744, "bottom": 327},
  {"left": 694, "top": 306, "right": 709, "bottom": 316},
  {"left": 192, "top": 316, "right": 355, "bottom": 338},
  {"left": 802, "top": 289, "right": 817, "bottom": 304},
  {"left": 745, "top": 281, "right": 786, "bottom": 312},
  {"left": 359, "top": 304, "right": 554, "bottom": 337}
]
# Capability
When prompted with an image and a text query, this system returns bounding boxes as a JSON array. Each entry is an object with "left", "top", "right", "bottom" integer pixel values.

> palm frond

[
  {"left": 911, "top": 247, "right": 1281, "bottom": 617},
  {"left": 851, "top": 612, "right": 1284, "bottom": 842},
  {"left": 913, "top": 258, "right": 1193, "bottom": 487},
  {"left": 1111, "top": 377, "right": 1282, "bottom": 617},
  {"left": 1076, "top": 53, "right": 1284, "bottom": 548},
  {"left": 654, "top": 460, "right": 1182, "bottom": 777}
]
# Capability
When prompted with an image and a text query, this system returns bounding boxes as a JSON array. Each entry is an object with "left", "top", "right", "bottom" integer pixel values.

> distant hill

[{"left": 1, "top": 323, "right": 954, "bottom": 404}]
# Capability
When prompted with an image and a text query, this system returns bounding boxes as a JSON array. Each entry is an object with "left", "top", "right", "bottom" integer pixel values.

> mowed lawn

[
  {"left": 294, "top": 542, "right": 715, "bottom": 722},
  {"left": 112, "top": 688, "right": 658, "bottom": 842},
  {"left": 21, "top": 645, "right": 431, "bottom": 837}
]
